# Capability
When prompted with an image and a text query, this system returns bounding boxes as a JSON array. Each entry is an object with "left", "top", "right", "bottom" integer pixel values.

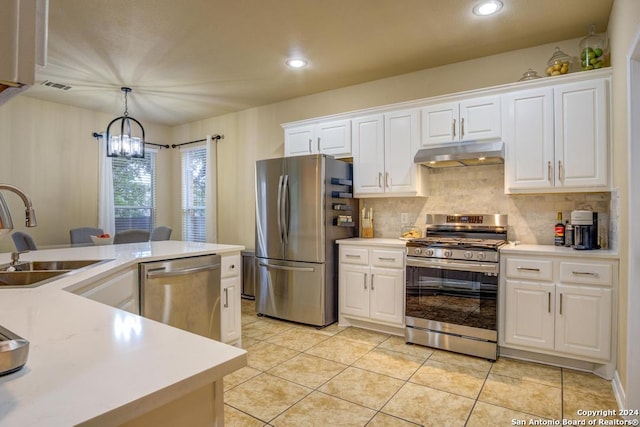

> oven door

[{"left": 405, "top": 256, "right": 499, "bottom": 341}]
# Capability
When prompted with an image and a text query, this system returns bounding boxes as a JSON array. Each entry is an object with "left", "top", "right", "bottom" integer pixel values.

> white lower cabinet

[
  {"left": 504, "top": 279, "right": 555, "bottom": 350},
  {"left": 501, "top": 255, "right": 616, "bottom": 363},
  {"left": 221, "top": 253, "right": 242, "bottom": 346},
  {"left": 339, "top": 244, "right": 405, "bottom": 332},
  {"left": 72, "top": 266, "right": 139, "bottom": 314}
]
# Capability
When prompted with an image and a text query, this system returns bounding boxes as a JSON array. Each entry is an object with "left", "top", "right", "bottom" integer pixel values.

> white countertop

[
  {"left": 337, "top": 237, "right": 408, "bottom": 248},
  {"left": 500, "top": 243, "right": 619, "bottom": 259},
  {"left": 0, "top": 241, "right": 247, "bottom": 426}
]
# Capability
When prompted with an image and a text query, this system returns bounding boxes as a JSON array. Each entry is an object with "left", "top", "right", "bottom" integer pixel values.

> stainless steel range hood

[{"left": 414, "top": 140, "right": 505, "bottom": 168}]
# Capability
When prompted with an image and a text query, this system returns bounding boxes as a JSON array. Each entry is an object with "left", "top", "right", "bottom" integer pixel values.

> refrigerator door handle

[
  {"left": 282, "top": 174, "right": 289, "bottom": 244},
  {"left": 258, "top": 262, "right": 315, "bottom": 272},
  {"left": 277, "top": 175, "right": 284, "bottom": 243}
]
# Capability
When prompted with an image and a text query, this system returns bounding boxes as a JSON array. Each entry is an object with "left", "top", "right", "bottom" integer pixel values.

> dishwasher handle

[{"left": 145, "top": 263, "right": 221, "bottom": 279}]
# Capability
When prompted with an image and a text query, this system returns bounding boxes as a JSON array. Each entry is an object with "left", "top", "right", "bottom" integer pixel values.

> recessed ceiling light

[
  {"left": 473, "top": 0, "right": 503, "bottom": 16},
  {"left": 286, "top": 58, "right": 308, "bottom": 69}
]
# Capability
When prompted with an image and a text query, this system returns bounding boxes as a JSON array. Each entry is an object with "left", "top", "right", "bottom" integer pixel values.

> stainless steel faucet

[
  {"left": 10, "top": 250, "right": 29, "bottom": 266},
  {"left": 0, "top": 184, "right": 37, "bottom": 237}
]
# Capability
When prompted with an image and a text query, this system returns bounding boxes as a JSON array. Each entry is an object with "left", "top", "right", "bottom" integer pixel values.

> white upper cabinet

[
  {"left": 503, "top": 87, "right": 555, "bottom": 190},
  {"left": 284, "top": 119, "right": 352, "bottom": 158},
  {"left": 352, "top": 109, "right": 427, "bottom": 197},
  {"left": 421, "top": 95, "right": 501, "bottom": 146},
  {"left": 352, "top": 114, "right": 385, "bottom": 195},
  {"left": 554, "top": 79, "right": 608, "bottom": 188},
  {"left": 504, "top": 77, "right": 609, "bottom": 193}
]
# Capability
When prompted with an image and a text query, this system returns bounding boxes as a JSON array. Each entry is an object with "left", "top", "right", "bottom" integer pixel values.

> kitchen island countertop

[{"left": 0, "top": 240, "right": 246, "bottom": 426}]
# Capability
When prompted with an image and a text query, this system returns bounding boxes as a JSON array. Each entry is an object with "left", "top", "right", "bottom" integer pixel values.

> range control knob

[
  {"left": 477, "top": 252, "right": 487, "bottom": 261},
  {"left": 464, "top": 251, "right": 473, "bottom": 259},
  {"left": 414, "top": 248, "right": 422, "bottom": 255},
  {"left": 426, "top": 248, "right": 434, "bottom": 256},
  {"left": 443, "top": 249, "right": 453, "bottom": 257}
]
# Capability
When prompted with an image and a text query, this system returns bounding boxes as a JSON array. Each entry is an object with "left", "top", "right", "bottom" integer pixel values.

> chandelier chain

[{"left": 123, "top": 90, "right": 129, "bottom": 117}]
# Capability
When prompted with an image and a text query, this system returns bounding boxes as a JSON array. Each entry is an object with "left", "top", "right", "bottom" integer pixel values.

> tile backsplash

[{"left": 358, "top": 164, "right": 614, "bottom": 248}]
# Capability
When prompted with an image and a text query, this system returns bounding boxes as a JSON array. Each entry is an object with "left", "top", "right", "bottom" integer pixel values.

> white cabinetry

[
  {"left": 71, "top": 266, "right": 139, "bottom": 314},
  {"left": 504, "top": 78, "right": 609, "bottom": 192},
  {"left": 420, "top": 95, "right": 501, "bottom": 146},
  {"left": 352, "top": 109, "right": 427, "bottom": 197},
  {"left": 221, "top": 253, "right": 242, "bottom": 346},
  {"left": 501, "top": 254, "right": 615, "bottom": 363},
  {"left": 284, "top": 119, "right": 352, "bottom": 158},
  {"left": 339, "top": 244, "right": 405, "bottom": 334}
]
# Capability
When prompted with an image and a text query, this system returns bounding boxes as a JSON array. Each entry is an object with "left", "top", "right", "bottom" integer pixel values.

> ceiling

[{"left": 24, "top": 0, "right": 613, "bottom": 127}]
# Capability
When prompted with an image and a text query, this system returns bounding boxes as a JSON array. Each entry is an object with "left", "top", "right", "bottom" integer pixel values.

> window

[
  {"left": 181, "top": 147, "right": 207, "bottom": 242},
  {"left": 112, "top": 151, "right": 156, "bottom": 233}
]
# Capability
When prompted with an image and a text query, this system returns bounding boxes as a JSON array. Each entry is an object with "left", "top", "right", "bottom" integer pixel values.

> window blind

[
  {"left": 181, "top": 147, "right": 207, "bottom": 242},
  {"left": 112, "top": 150, "right": 156, "bottom": 233}
]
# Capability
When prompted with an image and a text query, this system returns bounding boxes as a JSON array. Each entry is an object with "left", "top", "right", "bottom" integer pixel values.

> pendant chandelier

[{"left": 105, "top": 87, "right": 145, "bottom": 158}]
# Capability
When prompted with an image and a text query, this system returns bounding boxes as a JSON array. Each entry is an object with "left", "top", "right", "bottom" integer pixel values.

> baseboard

[{"left": 612, "top": 370, "right": 627, "bottom": 414}]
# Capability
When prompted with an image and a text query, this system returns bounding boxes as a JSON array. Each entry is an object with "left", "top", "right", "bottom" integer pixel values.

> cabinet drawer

[
  {"left": 371, "top": 249, "right": 404, "bottom": 269},
  {"left": 505, "top": 258, "right": 553, "bottom": 281},
  {"left": 559, "top": 261, "right": 612, "bottom": 286},
  {"left": 221, "top": 254, "right": 241, "bottom": 278},
  {"left": 340, "top": 247, "right": 369, "bottom": 265}
]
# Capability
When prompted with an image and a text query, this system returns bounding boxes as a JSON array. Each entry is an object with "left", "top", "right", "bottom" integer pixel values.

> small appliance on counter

[
  {"left": 0, "top": 325, "right": 29, "bottom": 376},
  {"left": 571, "top": 210, "right": 600, "bottom": 250}
]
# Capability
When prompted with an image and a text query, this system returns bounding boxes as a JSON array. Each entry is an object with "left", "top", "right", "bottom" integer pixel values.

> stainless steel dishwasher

[{"left": 139, "top": 254, "right": 221, "bottom": 340}]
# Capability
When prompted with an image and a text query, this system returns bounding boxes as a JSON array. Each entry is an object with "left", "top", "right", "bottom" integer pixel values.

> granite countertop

[{"left": 0, "top": 241, "right": 246, "bottom": 426}]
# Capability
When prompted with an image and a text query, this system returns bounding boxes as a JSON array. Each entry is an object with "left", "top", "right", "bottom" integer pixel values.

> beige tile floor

[{"left": 223, "top": 299, "right": 620, "bottom": 426}]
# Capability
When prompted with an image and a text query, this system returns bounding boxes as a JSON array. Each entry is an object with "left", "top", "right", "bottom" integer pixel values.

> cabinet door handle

[
  {"left": 364, "top": 273, "right": 367, "bottom": 290},
  {"left": 548, "top": 292, "right": 551, "bottom": 313},
  {"left": 224, "top": 288, "right": 229, "bottom": 308},
  {"left": 345, "top": 254, "right": 361, "bottom": 259},
  {"left": 308, "top": 138, "right": 312, "bottom": 153},
  {"left": 460, "top": 117, "right": 465, "bottom": 139},
  {"left": 559, "top": 293, "right": 563, "bottom": 315},
  {"left": 317, "top": 137, "right": 321, "bottom": 152},
  {"left": 572, "top": 271, "right": 599, "bottom": 277},
  {"left": 378, "top": 172, "right": 383, "bottom": 188},
  {"left": 516, "top": 267, "right": 540, "bottom": 272},
  {"left": 548, "top": 161, "right": 552, "bottom": 182},
  {"left": 385, "top": 172, "right": 390, "bottom": 188},
  {"left": 371, "top": 274, "right": 374, "bottom": 290},
  {"left": 452, "top": 118, "right": 456, "bottom": 138},
  {"left": 558, "top": 160, "right": 564, "bottom": 181},
  {"left": 377, "top": 257, "right": 396, "bottom": 261}
]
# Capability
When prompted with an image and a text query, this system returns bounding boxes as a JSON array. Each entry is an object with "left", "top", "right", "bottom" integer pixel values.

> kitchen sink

[
  {"left": 12, "top": 260, "right": 104, "bottom": 271},
  {"left": 0, "top": 270, "right": 71, "bottom": 287},
  {"left": 0, "top": 259, "right": 108, "bottom": 287}
]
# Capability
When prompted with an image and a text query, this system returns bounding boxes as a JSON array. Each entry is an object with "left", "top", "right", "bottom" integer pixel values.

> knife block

[{"left": 361, "top": 220, "right": 374, "bottom": 238}]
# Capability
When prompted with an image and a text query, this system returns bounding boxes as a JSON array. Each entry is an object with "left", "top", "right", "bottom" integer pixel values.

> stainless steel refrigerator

[{"left": 255, "top": 154, "right": 358, "bottom": 327}]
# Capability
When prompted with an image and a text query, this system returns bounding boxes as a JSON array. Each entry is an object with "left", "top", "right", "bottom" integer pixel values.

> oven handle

[{"left": 406, "top": 257, "right": 499, "bottom": 274}]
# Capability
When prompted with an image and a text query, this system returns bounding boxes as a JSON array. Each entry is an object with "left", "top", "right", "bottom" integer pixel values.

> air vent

[{"left": 41, "top": 80, "right": 72, "bottom": 90}]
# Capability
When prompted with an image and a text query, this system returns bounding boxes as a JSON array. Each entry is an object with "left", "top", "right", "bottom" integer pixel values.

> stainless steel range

[{"left": 405, "top": 214, "right": 507, "bottom": 361}]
